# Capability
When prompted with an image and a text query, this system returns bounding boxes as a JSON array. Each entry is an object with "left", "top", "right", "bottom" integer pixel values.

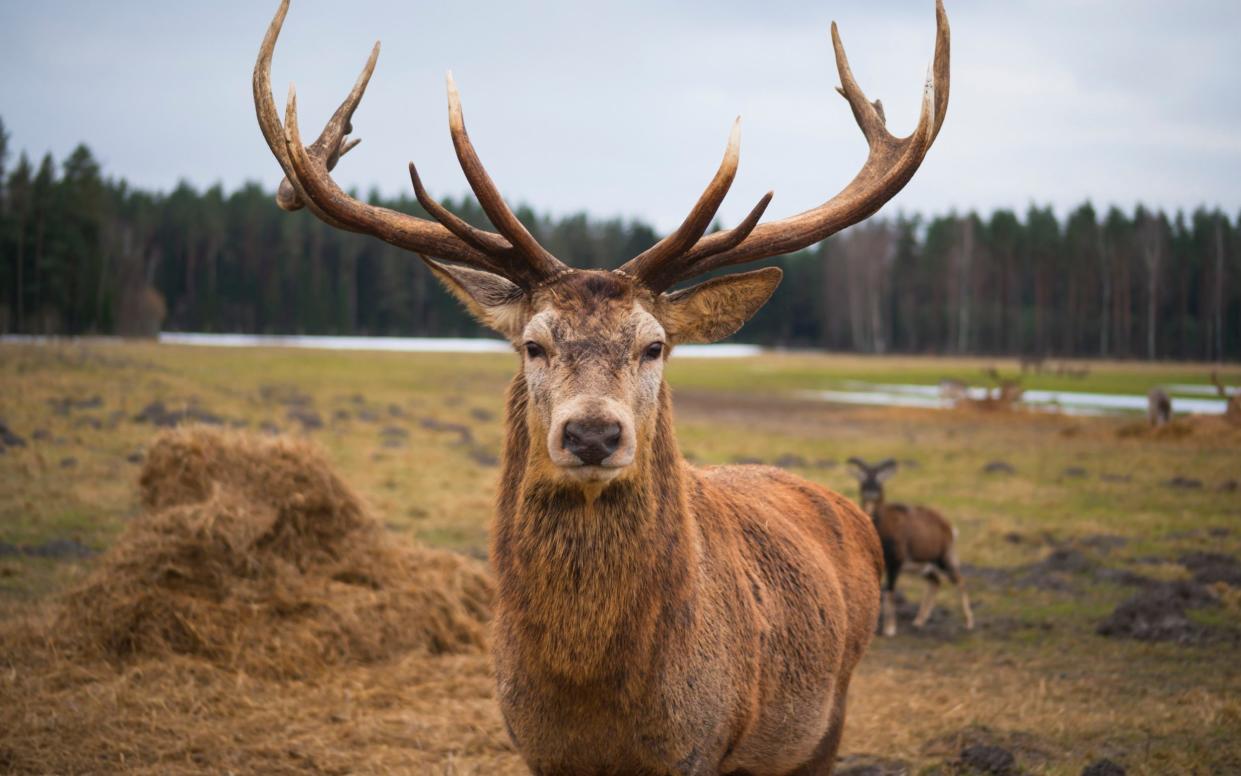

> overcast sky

[{"left": 2, "top": 0, "right": 1239, "bottom": 232}]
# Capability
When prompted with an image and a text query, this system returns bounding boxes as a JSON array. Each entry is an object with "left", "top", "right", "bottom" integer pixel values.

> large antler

[
  {"left": 253, "top": 0, "right": 567, "bottom": 288},
  {"left": 619, "top": 0, "right": 950, "bottom": 292}
]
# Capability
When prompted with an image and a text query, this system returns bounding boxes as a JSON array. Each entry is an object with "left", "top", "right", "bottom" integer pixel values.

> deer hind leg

[
  {"left": 941, "top": 548, "right": 975, "bottom": 631},
  {"left": 881, "top": 559, "right": 901, "bottom": 638},
  {"left": 912, "top": 567, "right": 940, "bottom": 629}
]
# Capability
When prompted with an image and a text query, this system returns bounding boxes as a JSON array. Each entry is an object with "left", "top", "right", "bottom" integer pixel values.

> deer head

[
  {"left": 847, "top": 457, "right": 898, "bottom": 514},
  {"left": 254, "top": 0, "right": 950, "bottom": 486}
]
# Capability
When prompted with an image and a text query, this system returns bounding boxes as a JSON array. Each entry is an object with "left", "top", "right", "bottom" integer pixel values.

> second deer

[{"left": 848, "top": 458, "right": 974, "bottom": 636}]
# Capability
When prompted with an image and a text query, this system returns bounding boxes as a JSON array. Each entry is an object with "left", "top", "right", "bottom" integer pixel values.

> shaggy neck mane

[{"left": 491, "top": 373, "right": 697, "bottom": 685}]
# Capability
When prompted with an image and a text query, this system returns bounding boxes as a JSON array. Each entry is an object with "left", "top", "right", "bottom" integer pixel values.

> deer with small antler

[
  {"left": 254, "top": 2, "right": 950, "bottom": 772},
  {"left": 847, "top": 458, "right": 973, "bottom": 637}
]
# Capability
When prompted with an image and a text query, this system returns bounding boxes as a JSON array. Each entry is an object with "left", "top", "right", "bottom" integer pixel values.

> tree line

[{"left": 1, "top": 118, "right": 1237, "bottom": 360}]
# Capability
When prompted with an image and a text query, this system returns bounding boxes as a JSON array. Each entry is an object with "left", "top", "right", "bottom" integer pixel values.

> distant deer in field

[
  {"left": 1210, "top": 371, "right": 1241, "bottom": 423},
  {"left": 847, "top": 458, "right": 974, "bottom": 637},
  {"left": 254, "top": 1, "right": 950, "bottom": 771},
  {"left": 1147, "top": 388, "right": 1171, "bottom": 427}
]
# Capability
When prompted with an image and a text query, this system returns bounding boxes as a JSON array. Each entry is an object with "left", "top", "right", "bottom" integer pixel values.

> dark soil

[
  {"left": 982, "top": 460, "right": 1015, "bottom": 475},
  {"left": 1096, "top": 580, "right": 1219, "bottom": 644},
  {"left": 46, "top": 395, "right": 103, "bottom": 415},
  {"left": 420, "top": 418, "right": 474, "bottom": 445},
  {"left": 921, "top": 725, "right": 1048, "bottom": 774},
  {"left": 0, "top": 418, "right": 27, "bottom": 449},
  {"left": 1081, "top": 759, "right": 1126, "bottom": 776},
  {"left": 835, "top": 754, "right": 911, "bottom": 776},
  {"left": 468, "top": 447, "right": 500, "bottom": 467},
  {"left": 1179, "top": 551, "right": 1241, "bottom": 586},
  {"left": 1165, "top": 476, "right": 1203, "bottom": 489},
  {"left": 0, "top": 538, "right": 96, "bottom": 560},
  {"left": 958, "top": 744, "right": 1017, "bottom": 775},
  {"left": 380, "top": 425, "right": 409, "bottom": 440},
  {"left": 134, "top": 400, "right": 227, "bottom": 428},
  {"left": 258, "top": 383, "right": 313, "bottom": 407},
  {"left": 285, "top": 407, "right": 324, "bottom": 431}
]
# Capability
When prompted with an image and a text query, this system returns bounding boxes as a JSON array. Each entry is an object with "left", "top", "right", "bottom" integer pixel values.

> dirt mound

[
  {"left": 56, "top": 428, "right": 493, "bottom": 678},
  {"left": 1179, "top": 552, "right": 1241, "bottom": 586},
  {"left": 1096, "top": 581, "right": 1217, "bottom": 644}
]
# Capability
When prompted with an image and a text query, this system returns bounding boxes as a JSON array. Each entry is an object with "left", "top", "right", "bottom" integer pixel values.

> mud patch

[
  {"left": 0, "top": 538, "right": 96, "bottom": 560},
  {"left": 957, "top": 745, "right": 1017, "bottom": 775},
  {"left": 922, "top": 725, "right": 1049, "bottom": 774},
  {"left": 420, "top": 417, "right": 474, "bottom": 445},
  {"left": 467, "top": 447, "right": 500, "bottom": 467},
  {"left": 285, "top": 407, "right": 324, "bottom": 431},
  {"left": 47, "top": 395, "right": 103, "bottom": 415},
  {"left": 0, "top": 419, "right": 27, "bottom": 449},
  {"left": 1164, "top": 476, "right": 1203, "bottom": 490},
  {"left": 836, "top": 753, "right": 911, "bottom": 776},
  {"left": 1081, "top": 759, "right": 1126, "bottom": 776},
  {"left": 982, "top": 460, "right": 1015, "bottom": 475},
  {"left": 133, "top": 400, "right": 228, "bottom": 428},
  {"left": 1096, "top": 581, "right": 1219, "bottom": 644},
  {"left": 1180, "top": 552, "right": 1241, "bottom": 586}
]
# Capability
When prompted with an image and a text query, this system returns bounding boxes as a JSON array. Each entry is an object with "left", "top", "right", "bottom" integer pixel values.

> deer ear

[
  {"left": 845, "top": 457, "right": 870, "bottom": 482},
  {"left": 875, "top": 459, "right": 899, "bottom": 483},
  {"left": 657, "top": 267, "right": 782, "bottom": 345},
  {"left": 426, "top": 260, "right": 528, "bottom": 339}
]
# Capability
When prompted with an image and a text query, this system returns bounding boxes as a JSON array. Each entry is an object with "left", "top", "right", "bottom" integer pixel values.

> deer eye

[
  {"left": 524, "top": 341, "right": 546, "bottom": 360},
  {"left": 642, "top": 342, "right": 665, "bottom": 362}
]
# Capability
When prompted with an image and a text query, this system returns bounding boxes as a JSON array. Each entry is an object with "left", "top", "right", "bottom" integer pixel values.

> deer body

[
  {"left": 492, "top": 291, "right": 881, "bottom": 775},
  {"left": 253, "top": 1, "right": 950, "bottom": 770},
  {"left": 848, "top": 459, "right": 973, "bottom": 637}
]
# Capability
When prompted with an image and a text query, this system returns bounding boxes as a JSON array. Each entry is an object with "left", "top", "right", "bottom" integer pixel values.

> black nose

[{"left": 562, "top": 419, "right": 622, "bottom": 466}]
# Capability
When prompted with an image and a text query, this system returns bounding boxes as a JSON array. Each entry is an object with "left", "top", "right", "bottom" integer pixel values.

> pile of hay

[
  {"left": 0, "top": 429, "right": 521, "bottom": 774},
  {"left": 57, "top": 428, "right": 493, "bottom": 677}
]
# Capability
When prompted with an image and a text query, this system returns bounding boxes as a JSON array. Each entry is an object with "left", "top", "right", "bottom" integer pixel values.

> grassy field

[{"left": 1, "top": 340, "right": 1239, "bottom": 774}]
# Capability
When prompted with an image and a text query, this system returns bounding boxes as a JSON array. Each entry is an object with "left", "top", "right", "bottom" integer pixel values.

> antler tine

[
  {"left": 617, "top": 118, "right": 742, "bottom": 286},
  {"left": 408, "top": 162, "right": 512, "bottom": 258},
  {"left": 275, "top": 39, "right": 378, "bottom": 210},
  {"left": 255, "top": 0, "right": 566, "bottom": 287},
  {"left": 254, "top": 0, "right": 379, "bottom": 216},
  {"left": 650, "top": 0, "right": 949, "bottom": 284},
  {"left": 445, "top": 73, "right": 568, "bottom": 279},
  {"left": 635, "top": 191, "right": 774, "bottom": 292},
  {"left": 281, "top": 84, "right": 500, "bottom": 268},
  {"left": 254, "top": 0, "right": 345, "bottom": 222}
]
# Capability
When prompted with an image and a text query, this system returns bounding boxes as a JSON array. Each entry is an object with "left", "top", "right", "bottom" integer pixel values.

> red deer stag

[
  {"left": 254, "top": 1, "right": 950, "bottom": 772},
  {"left": 846, "top": 458, "right": 973, "bottom": 637}
]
